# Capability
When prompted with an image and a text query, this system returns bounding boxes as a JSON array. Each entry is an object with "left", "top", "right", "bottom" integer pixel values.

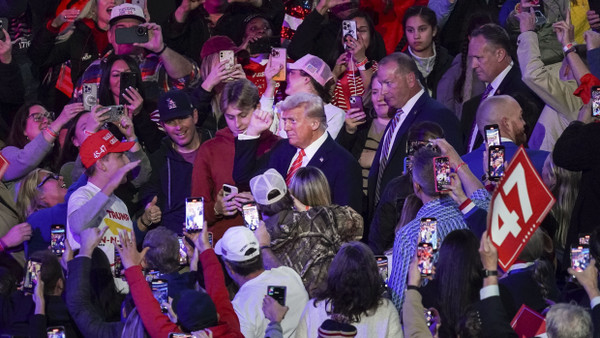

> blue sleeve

[
  {"left": 464, "top": 208, "right": 488, "bottom": 239},
  {"left": 588, "top": 48, "right": 600, "bottom": 80}
]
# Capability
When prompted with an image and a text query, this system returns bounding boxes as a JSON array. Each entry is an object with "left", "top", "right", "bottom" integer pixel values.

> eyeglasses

[
  {"left": 37, "top": 173, "right": 60, "bottom": 189},
  {"left": 28, "top": 111, "right": 55, "bottom": 123},
  {"left": 406, "top": 140, "right": 439, "bottom": 156}
]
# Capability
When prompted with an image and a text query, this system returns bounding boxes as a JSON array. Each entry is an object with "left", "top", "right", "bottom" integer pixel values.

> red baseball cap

[{"left": 80, "top": 130, "right": 135, "bottom": 169}]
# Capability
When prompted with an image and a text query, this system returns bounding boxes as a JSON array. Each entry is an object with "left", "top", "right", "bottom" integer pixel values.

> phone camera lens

[{"left": 136, "top": 26, "right": 146, "bottom": 36}]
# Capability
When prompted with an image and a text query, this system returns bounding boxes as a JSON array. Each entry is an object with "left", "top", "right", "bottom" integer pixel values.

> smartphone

[
  {"left": 178, "top": 237, "right": 188, "bottom": 265},
  {"left": 342, "top": 20, "right": 357, "bottom": 50},
  {"left": 375, "top": 255, "right": 388, "bottom": 287},
  {"left": 47, "top": 326, "right": 66, "bottom": 338},
  {"left": 0, "top": 17, "right": 8, "bottom": 41},
  {"left": 403, "top": 156, "right": 412, "bottom": 174},
  {"left": 267, "top": 285, "right": 287, "bottom": 306},
  {"left": 419, "top": 218, "right": 438, "bottom": 250},
  {"left": 592, "top": 86, "right": 600, "bottom": 117},
  {"left": 82, "top": 83, "right": 98, "bottom": 111},
  {"left": 0, "top": 153, "right": 8, "bottom": 181},
  {"left": 168, "top": 333, "right": 193, "bottom": 338},
  {"left": 433, "top": 156, "right": 451, "bottom": 192},
  {"left": 242, "top": 203, "right": 261, "bottom": 231},
  {"left": 424, "top": 310, "right": 434, "bottom": 328},
  {"left": 119, "top": 72, "right": 137, "bottom": 105},
  {"left": 579, "top": 234, "right": 591, "bottom": 246},
  {"left": 151, "top": 279, "right": 169, "bottom": 313},
  {"left": 349, "top": 95, "right": 364, "bottom": 111},
  {"left": 103, "top": 105, "right": 125, "bottom": 123},
  {"left": 571, "top": 246, "right": 590, "bottom": 272},
  {"left": 115, "top": 26, "right": 149, "bottom": 44},
  {"left": 484, "top": 124, "right": 501, "bottom": 146},
  {"left": 534, "top": 10, "right": 547, "bottom": 26},
  {"left": 23, "top": 259, "right": 42, "bottom": 294},
  {"left": 208, "top": 232, "right": 213, "bottom": 248},
  {"left": 590, "top": 1, "right": 600, "bottom": 32},
  {"left": 223, "top": 184, "right": 238, "bottom": 198},
  {"left": 219, "top": 50, "right": 235, "bottom": 69},
  {"left": 417, "top": 243, "right": 434, "bottom": 276},
  {"left": 270, "top": 47, "right": 287, "bottom": 82},
  {"left": 114, "top": 250, "right": 123, "bottom": 278},
  {"left": 488, "top": 145, "right": 505, "bottom": 181},
  {"left": 185, "top": 197, "right": 204, "bottom": 232},
  {"left": 131, "top": 0, "right": 146, "bottom": 8},
  {"left": 50, "top": 225, "right": 66, "bottom": 256}
]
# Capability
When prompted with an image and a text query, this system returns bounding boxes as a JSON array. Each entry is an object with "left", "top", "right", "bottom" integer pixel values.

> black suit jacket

[
  {"left": 233, "top": 134, "right": 363, "bottom": 213},
  {"left": 367, "top": 92, "right": 464, "bottom": 217},
  {"left": 461, "top": 66, "right": 545, "bottom": 149}
]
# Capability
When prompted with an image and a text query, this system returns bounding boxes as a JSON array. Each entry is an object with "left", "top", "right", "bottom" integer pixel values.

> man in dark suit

[
  {"left": 462, "top": 95, "right": 549, "bottom": 181},
  {"left": 232, "top": 92, "right": 363, "bottom": 213},
  {"left": 462, "top": 23, "right": 544, "bottom": 152},
  {"left": 367, "top": 53, "right": 464, "bottom": 217}
]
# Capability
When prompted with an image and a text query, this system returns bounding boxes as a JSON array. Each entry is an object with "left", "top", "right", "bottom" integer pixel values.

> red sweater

[
  {"left": 124, "top": 249, "right": 243, "bottom": 338},
  {"left": 190, "top": 127, "right": 279, "bottom": 241}
]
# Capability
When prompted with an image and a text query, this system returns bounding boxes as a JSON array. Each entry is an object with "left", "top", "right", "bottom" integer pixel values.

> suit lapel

[
  {"left": 307, "top": 135, "right": 334, "bottom": 168},
  {"left": 494, "top": 66, "right": 519, "bottom": 96},
  {"left": 386, "top": 94, "right": 428, "bottom": 163}
]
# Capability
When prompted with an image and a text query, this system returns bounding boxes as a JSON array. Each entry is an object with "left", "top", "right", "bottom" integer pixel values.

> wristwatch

[{"left": 483, "top": 269, "right": 498, "bottom": 277}]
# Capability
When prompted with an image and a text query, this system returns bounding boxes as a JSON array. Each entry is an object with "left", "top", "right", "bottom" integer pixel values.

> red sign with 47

[{"left": 488, "top": 146, "right": 555, "bottom": 271}]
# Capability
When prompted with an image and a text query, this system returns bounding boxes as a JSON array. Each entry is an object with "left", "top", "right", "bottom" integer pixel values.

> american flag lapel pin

[{"left": 319, "top": 157, "right": 324, "bottom": 162}]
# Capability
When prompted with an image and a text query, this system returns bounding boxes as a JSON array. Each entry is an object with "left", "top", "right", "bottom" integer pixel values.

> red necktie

[{"left": 286, "top": 149, "right": 306, "bottom": 186}]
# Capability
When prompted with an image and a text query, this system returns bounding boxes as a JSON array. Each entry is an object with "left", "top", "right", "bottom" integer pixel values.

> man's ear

[
  {"left": 310, "top": 119, "right": 320, "bottom": 131},
  {"left": 406, "top": 71, "right": 417, "bottom": 89},
  {"left": 496, "top": 47, "right": 507, "bottom": 63},
  {"left": 192, "top": 109, "right": 199, "bottom": 125}
]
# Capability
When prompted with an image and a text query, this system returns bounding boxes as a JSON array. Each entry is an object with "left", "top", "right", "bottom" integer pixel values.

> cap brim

[
  {"left": 109, "top": 15, "right": 146, "bottom": 26},
  {"left": 214, "top": 239, "right": 224, "bottom": 256},
  {"left": 287, "top": 62, "right": 302, "bottom": 70},
  {"left": 159, "top": 110, "right": 194, "bottom": 122},
  {"left": 109, "top": 140, "right": 135, "bottom": 154}
]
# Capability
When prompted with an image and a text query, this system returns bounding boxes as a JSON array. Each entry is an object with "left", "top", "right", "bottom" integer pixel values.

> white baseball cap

[
  {"left": 250, "top": 169, "right": 287, "bottom": 205},
  {"left": 109, "top": 3, "right": 146, "bottom": 26},
  {"left": 214, "top": 226, "right": 260, "bottom": 262}
]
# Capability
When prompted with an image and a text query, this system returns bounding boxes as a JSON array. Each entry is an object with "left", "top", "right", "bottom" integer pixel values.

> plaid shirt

[
  {"left": 72, "top": 51, "right": 200, "bottom": 99},
  {"left": 388, "top": 189, "right": 491, "bottom": 312}
]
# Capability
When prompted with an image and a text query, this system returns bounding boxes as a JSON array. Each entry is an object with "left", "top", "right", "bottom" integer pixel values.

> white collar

[
  {"left": 300, "top": 130, "right": 328, "bottom": 159},
  {"left": 400, "top": 88, "right": 425, "bottom": 114},
  {"left": 488, "top": 62, "right": 513, "bottom": 95}
]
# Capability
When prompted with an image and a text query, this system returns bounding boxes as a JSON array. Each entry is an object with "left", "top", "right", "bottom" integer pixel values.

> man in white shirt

[
  {"left": 67, "top": 130, "right": 160, "bottom": 251},
  {"left": 215, "top": 226, "right": 309, "bottom": 338}
]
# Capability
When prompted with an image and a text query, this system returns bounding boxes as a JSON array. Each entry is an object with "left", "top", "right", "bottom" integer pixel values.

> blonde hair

[
  {"left": 200, "top": 53, "right": 225, "bottom": 121},
  {"left": 289, "top": 167, "right": 331, "bottom": 207},
  {"left": 16, "top": 169, "right": 50, "bottom": 220},
  {"left": 547, "top": 156, "right": 581, "bottom": 250}
]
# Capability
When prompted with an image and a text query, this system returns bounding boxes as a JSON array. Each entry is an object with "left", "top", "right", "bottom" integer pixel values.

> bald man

[{"left": 461, "top": 95, "right": 549, "bottom": 182}]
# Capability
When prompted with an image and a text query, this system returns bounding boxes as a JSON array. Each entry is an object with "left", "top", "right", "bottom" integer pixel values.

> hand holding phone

[
  {"left": 267, "top": 285, "right": 287, "bottom": 306},
  {"left": 571, "top": 246, "right": 590, "bottom": 272},
  {"left": 185, "top": 197, "right": 204, "bottom": 232},
  {"left": 242, "top": 203, "right": 261, "bottom": 231},
  {"left": 23, "top": 259, "right": 42, "bottom": 294},
  {"left": 417, "top": 243, "right": 434, "bottom": 276},
  {"left": 342, "top": 20, "right": 358, "bottom": 50},
  {"left": 50, "top": 225, "right": 66, "bottom": 256},
  {"left": 375, "top": 255, "right": 389, "bottom": 287},
  {"left": 592, "top": 86, "right": 600, "bottom": 117},
  {"left": 115, "top": 26, "right": 149, "bottom": 44},
  {"left": 433, "top": 157, "right": 451, "bottom": 192},
  {"left": 270, "top": 48, "right": 286, "bottom": 82}
]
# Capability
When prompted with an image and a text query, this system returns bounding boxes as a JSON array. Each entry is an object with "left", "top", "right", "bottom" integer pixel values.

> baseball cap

[
  {"left": 80, "top": 130, "right": 135, "bottom": 169},
  {"left": 157, "top": 90, "right": 195, "bottom": 122},
  {"left": 200, "top": 36, "right": 241, "bottom": 60},
  {"left": 109, "top": 3, "right": 146, "bottom": 26},
  {"left": 250, "top": 169, "right": 287, "bottom": 205},
  {"left": 318, "top": 319, "right": 358, "bottom": 337},
  {"left": 288, "top": 54, "right": 333, "bottom": 87},
  {"left": 214, "top": 226, "right": 260, "bottom": 262}
]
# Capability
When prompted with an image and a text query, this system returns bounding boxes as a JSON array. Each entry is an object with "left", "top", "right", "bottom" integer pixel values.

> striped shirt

[{"left": 388, "top": 189, "right": 491, "bottom": 312}]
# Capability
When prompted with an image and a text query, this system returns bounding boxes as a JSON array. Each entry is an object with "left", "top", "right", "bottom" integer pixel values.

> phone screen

[
  {"left": 571, "top": 246, "right": 590, "bottom": 272},
  {"left": 592, "top": 87, "right": 600, "bottom": 117},
  {"left": 47, "top": 326, "right": 66, "bottom": 338},
  {"left": 488, "top": 146, "right": 505, "bottom": 180},
  {"left": 375, "top": 255, "right": 388, "bottom": 287},
  {"left": 168, "top": 333, "right": 193, "bottom": 338},
  {"left": 208, "top": 232, "right": 213, "bottom": 248},
  {"left": 417, "top": 244, "right": 434, "bottom": 276},
  {"left": 151, "top": 279, "right": 169, "bottom": 313},
  {"left": 23, "top": 259, "right": 42, "bottom": 293},
  {"left": 178, "top": 237, "right": 188, "bottom": 265},
  {"left": 579, "top": 234, "right": 591, "bottom": 246},
  {"left": 419, "top": 218, "right": 438, "bottom": 250},
  {"left": 50, "top": 225, "right": 66, "bottom": 256},
  {"left": 267, "top": 285, "right": 287, "bottom": 306},
  {"left": 403, "top": 156, "right": 412, "bottom": 174},
  {"left": 433, "top": 157, "right": 451, "bottom": 192},
  {"left": 185, "top": 197, "right": 204, "bottom": 232},
  {"left": 484, "top": 124, "right": 501, "bottom": 146},
  {"left": 243, "top": 203, "right": 260, "bottom": 231},
  {"left": 114, "top": 251, "right": 123, "bottom": 278}
]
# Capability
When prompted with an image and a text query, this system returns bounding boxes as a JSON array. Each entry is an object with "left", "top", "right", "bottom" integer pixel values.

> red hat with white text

[{"left": 80, "top": 130, "right": 135, "bottom": 168}]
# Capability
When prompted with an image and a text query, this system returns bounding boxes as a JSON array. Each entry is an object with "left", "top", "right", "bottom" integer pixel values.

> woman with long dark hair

[
  {"left": 295, "top": 241, "right": 402, "bottom": 336},
  {"left": 3, "top": 101, "right": 82, "bottom": 185},
  {"left": 399, "top": 6, "right": 453, "bottom": 99}
]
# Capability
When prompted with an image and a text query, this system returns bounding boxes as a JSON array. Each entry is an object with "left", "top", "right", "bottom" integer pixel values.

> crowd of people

[{"left": 1, "top": 0, "right": 600, "bottom": 337}]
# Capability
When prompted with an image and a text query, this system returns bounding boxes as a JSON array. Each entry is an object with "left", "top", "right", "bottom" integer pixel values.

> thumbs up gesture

[{"left": 141, "top": 196, "right": 161, "bottom": 228}]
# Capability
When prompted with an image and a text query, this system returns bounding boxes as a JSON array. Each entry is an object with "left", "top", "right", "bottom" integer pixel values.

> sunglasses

[
  {"left": 28, "top": 111, "right": 55, "bottom": 123},
  {"left": 37, "top": 173, "right": 60, "bottom": 189}
]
